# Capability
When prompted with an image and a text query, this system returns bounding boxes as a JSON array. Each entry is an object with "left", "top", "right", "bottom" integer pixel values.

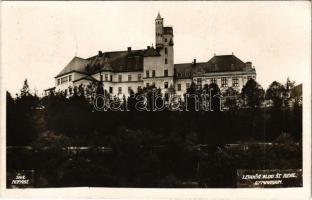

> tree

[
  {"left": 7, "top": 80, "right": 39, "bottom": 145},
  {"left": 184, "top": 82, "right": 198, "bottom": 111},
  {"left": 265, "top": 81, "right": 286, "bottom": 109},
  {"left": 20, "top": 79, "right": 30, "bottom": 97},
  {"left": 208, "top": 83, "right": 221, "bottom": 111},
  {"left": 223, "top": 87, "right": 239, "bottom": 111},
  {"left": 241, "top": 79, "right": 265, "bottom": 109}
]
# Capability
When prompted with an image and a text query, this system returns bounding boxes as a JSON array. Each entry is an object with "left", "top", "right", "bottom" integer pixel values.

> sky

[{"left": 1, "top": 1, "right": 311, "bottom": 96}]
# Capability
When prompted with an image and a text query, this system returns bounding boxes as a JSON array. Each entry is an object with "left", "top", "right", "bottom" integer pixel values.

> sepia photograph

[{"left": 0, "top": 1, "right": 311, "bottom": 199}]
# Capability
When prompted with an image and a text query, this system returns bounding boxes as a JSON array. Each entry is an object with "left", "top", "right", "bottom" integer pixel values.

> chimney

[
  {"left": 245, "top": 62, "right": 252, "bottom": 70},
  {"left": 147, "top": 46, "right": 150, "bottom": 49},
  {"left": 98, "top": 51, "right": 103, "bottom": 57},
  {"left": 127, "top": 47, "right": 132, "bottom": 52},
  {"left": 193, "top": 59, "right": 197, "bottom": 66}
]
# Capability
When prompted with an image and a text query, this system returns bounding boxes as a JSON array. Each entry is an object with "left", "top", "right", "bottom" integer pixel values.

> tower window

[
  {"left": 69, "top": 75, "right": 72, "bottom": 81},
  {"left": 138, "top": 74, "right": 142, "bottom": 81},
  {"left": 146, "top": 70, "right": 150, "bottom": 78},
  {"left": 221, "top": 77, "right": 228, "bottom": 87},
  {"left": 232, "top": 78, "right": 239, "bottom": 87},
  {"left": 105, "top": 74, "right": 108, "bottom": 81},
  {"left": 165, "top": 47, "right": 168, "bottom": 54},
  {"left": 128, "top": 75, "right": 132, "bottom": 81},
  {"left": 118, "top": 87, "right": 122, "bottom": 94},
  {"left": 152, "top": 70, "right": 156, "bottom": 77},
  {"left": 118, "top": 75, "right": 122, "bottom": 82},
  {"left": 165, "top": 58, "right": 168, "bottom": 64},
  {"left": 100, "top": 74, "right": 103, "bottom": 82},
  {"left": 110, "top": 75, "right": 113, "bottom": 81},
  {"left": 109, "top": 87, "right": 113, "bottom": 94},
  {"left": 210, "top": 78, "right": 217, "bottom": 84},
  {"left": 177, "top": 84, "right": 181, "bottom": 91},
  {"left": 164, "top": 82, "right": 168, "bottom": 89},
  {"left": 164, "top": 70, "right": 168, "bottom": 77}
]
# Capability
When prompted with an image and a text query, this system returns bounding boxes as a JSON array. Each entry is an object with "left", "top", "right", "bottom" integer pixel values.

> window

[
  {"left": 138, "top": 74, "right": 142, "bottom": 81},
  {"left": 100, "top": 74, "right": 103, "bottom": 82},
  {"left": 165, "top": 47, "right": 168, "bottom": 54},
  {"left": 221, "top": 77, "right": 227, "bottom": 87},
  {"left": 177, "top": 84, "right": 181, "bottom": 91},
  {"left": 110, "top": 75, "right": 113, "bottom": 81},
  {"left": 210, "top": 78, "right": 217, "bottom": 84},
  {"left": 128, "top": 75, "right": 132, "bottom": 81},
  {"left": 152, "top": 70, "right": 156, "bottom": 77},
  {"left": 164, "top": 70, "right": 168, "bottom": 77},
  {"left": 146, "top": 83, "right": 150, "bottom": 87},
  {"left": 164, "top": 82, "right": 168, "bottom": 89},
  {"left": 105, "top": 74, "right": 108, "bottom": 81},
  {"left": 69, "top": 75, "right": 72, "bottom": 81},
  {"left": 197, "top": 78, "right": 202, "bottom": 86},
  {"left": 186, "top": 83, "right": 190, "bottom": 89},
  {"left": 61, "top": 76, "right": 68, "bottom": 84},
  {"left": 109, "top": 87, "right": 113, "bottom": 94},
  {"left": 128, "top": 87, "right": 132, "bottom": 94},
  {"left": 118, "top": 75, "right": 122, "bottom": 82},
  {"left": 57, "top": 79, "right": 60, "bottom": 85},
  {"left": 118, "top": 87, "right": 122, "bottom": 94},
  {"left": 69, "top": 87, "right": 72, "bottom": 95},
  {"left": 232, "top": 78, "right": 239, "bottom": 87},
  {"left": 146, "top": 70, "right": 150, "bottom": 78},
  {"left": 165, "top": 58, "right": 168, "bottom": 64}
]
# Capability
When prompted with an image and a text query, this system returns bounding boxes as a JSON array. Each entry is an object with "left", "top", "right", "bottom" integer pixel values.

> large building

[{"left": 54, "top": 13, "right": 256, "bottom": 99}]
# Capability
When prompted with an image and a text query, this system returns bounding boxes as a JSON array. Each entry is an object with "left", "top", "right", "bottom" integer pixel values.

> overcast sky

[{"left": 1, "top": 1, "right": 310, "bottom": 96}]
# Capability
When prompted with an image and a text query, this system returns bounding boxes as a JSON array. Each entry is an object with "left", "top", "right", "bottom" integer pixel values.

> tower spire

[{"left": 156, "top": 12, "right": 162, "bottom": 20}]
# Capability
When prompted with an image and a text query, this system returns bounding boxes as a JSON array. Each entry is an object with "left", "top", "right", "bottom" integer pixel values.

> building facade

[{"left": 54, "top": 13, "right": 256, "bottom": 99}]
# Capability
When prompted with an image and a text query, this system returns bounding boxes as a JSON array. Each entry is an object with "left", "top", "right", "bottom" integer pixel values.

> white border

[{"left": 0, "top": 1, "right": 311, "bottom": 199}]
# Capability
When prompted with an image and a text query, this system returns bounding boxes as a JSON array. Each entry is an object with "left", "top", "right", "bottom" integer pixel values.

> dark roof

[
  {"left": 174, "top": 62, "right": 205, "bottom": 78},
  {"left": 143, "top": 47, "right": 160, "bottom": 57},
  {"left": 73, "top": 75, "right": 99, "bottom": 83},
  {"left": 174, "top": 54, "right": 253, "bottom": 78},
  {"left": 204, "top": 55, "right": 246, "bottom": 73},
  {"left": 57, "top": 49, "right": 146, "bottom": 77},
  {"left": 163, "top": 27, "right": 173, "bottom": 35},
  {"left": 290, "top": 84, "right": 302, "bottom": 97},
  {"left": 87, "top": 49, "right": 145, "bottom": 73},
  {"left": 56, "top": 57, "right": 89, "bottom": 78}
]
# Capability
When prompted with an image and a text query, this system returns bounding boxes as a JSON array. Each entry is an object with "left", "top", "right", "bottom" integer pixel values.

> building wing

[{"left": 55, "top": 57, "right": 89, "bottom": 78}]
